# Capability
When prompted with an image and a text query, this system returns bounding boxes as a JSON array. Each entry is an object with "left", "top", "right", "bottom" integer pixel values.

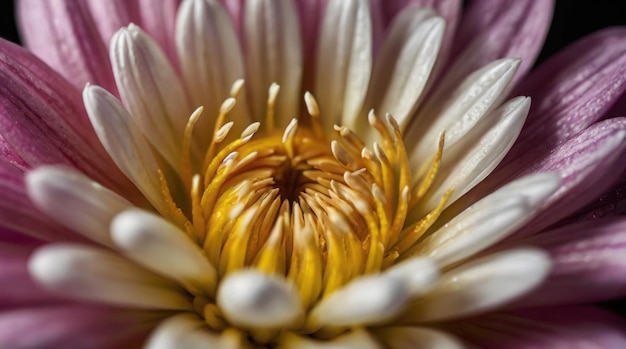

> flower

[{"left": 2, "top": 0, "right": 626, "bottom": 348}]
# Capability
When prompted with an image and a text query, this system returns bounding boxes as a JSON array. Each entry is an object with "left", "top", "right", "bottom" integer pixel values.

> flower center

[{"left": 155, "top": 83, "right": 451, "bottom": 340}]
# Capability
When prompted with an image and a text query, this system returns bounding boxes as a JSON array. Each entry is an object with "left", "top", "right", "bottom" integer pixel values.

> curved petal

[
  {"left": 447, "top": 0, "right": 554, "bottom": 88},
  {"left": 314, "top": 0, "right": 372, "bottom": 132},
  {"left": 511, "top": 118, "right": 626, "bottom": 235},
  {"left": 26, "top": 166, "right": 133, "bottom": 248},
  {"left": 448, "top": 307, "right": 626, "bottom": 349},
  {"left": 0, "top": 305, "right": 153, "bottom": 349},
  {"left": 17, "top": 0, "right": 117, "bottom": 92},
  {"left": 503, "top": 28, "right": 626, "bottom": 166},
  {"left": 511, "top": 218, "right": 626, "bottom": 307},
  {"left": 295, "top": 0, "right": 328, "bottom": 92},
  {"left": 29, "top": 244, "right": 190, "bottom": 310},
  {"left": 399, "top": 249, "right": 551, "bottom": 323},
  {"left": 0, "top": 39, "right": 137, "bottom": 197},
  {"left": 110, "top": 24, "right": 192, "bottom": 171}
]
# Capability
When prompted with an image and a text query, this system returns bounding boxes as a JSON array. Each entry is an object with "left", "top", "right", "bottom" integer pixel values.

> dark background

[{"left": 2, "top": 0, "right": 626, "bottom": 314}]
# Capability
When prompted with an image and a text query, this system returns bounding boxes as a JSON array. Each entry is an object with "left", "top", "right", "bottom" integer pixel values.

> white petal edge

[
  {"left": 315, "top": 0, "right": 372, "bottom": 132},
  {"left": 83, "top": 84, "right": 169, "bottom": 215},
  {"left": 111, "top": 209, "right": 217, "bottom": 296},
  {"left": 308, "top": 258, "right": 438, "bottom": 327},
  {"left": 26, "top": 165, "right": 132, "bottom": 248},
  {"left": 375, "top": 327, "right": 465, "bottom": 349},
  {"left": 110, "top": 23, "right": 191, "bottom": 170},
  {"left": 406, "top": 58, "right": 520, "bottom": 170},
  {"left": 278, "top": 329, "right": 383, "bottom": 349},
  {"left": 146, "top": 313, "right": 239, "bottom": 349},
  {"left": 362, "top": 7, "right": 444, "bottom": 132},
  {"left": 217, "top": 270, "right": 303, "bottom": 328},
  {"left": 244, "top": 0, "right": 302, "bottom": 128},
  {"left": 400, "top": 248, "right": 551, "bottom": 323},
  {"left": 407, "top": 173, "right": 559, "bottom": 267},
  {"left": 420, "top": 96, "right": 531, "bottom": 212},
  {"left": 29, "top": 244, "right": 190, "bottom": 310},
  {"left": 176, "top": 0, "right": 249, "bottom": 150}
]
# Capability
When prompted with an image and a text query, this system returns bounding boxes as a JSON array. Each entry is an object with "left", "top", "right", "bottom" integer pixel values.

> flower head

[{"left": 2, "top": 0, "right": 626, "bottom": 348}]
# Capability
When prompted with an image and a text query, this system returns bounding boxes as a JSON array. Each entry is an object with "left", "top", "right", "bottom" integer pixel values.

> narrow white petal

[
  {"left": 110, "top": 24, "right": 191, "bottom": 170},
  {"left": 408, "top": 173, "right": 559, "bottom": 266},
  {"left": 406, "top": 58, "right": 520, "bottom": 168},
  {"left": 384, "top": 257, "right": 440, "bottom": 297},
  {"left": 363, "top": 7, "right": 444, "bottom": 131},
  {"left": 176, "top": 0, "right": 249, "bottom": 149},
  {"left": 217, "top": 270, "right": 303, "bottom": 328},
  {"left": 401, "top": 248, "right": 551, "bottom": 323},
  {"left": 29, "top": 244, "right": 190, "bottom": 310},
  {"left": 375, "top": 327, "right": 464, "bottom": 349},
  {"left": 244, "top": 0, "right": 302, "bottom": 127},
  {"left": 26, "top": 166, "right": 132, "bottom": 248},
  {"left": 278, "top": 330, "right": 383, "bottom": 349},
  {"left": 146, "top": 313, "right": 239, "bottom": 349},
  {"left": 315, "top": 0, "right": 372, "bottom": 131},
  {"left": 309, "top": 259, "right": 437, "bottom": 327},
  {"left": 83, "top": 85, "right": 169, "bottom": 214},
  {"left": 111, "top": 210, "right": 217, "bottom": 295},
  {"left": 309, "top": 275, "right": 409, "bottom": 327},
  {"left": 421, "top": 96, "right": 531, "bottom": 211}
]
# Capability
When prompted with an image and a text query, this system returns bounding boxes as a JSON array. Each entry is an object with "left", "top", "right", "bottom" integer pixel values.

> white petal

[
  {"left": 111, "top": 210, "right": 217, "bottom": 295},
  {"left": 26, "top": 166, "right": 132, "bottom": 248},
  {"left": 406, "top": 58, "right": 520, "bottom": 168},
  {"left": 244, "top": 0, "right": 302, "bottom": 128},
  {"left": 29, "top": 244, "right": 189, "bottom": 310},
  {"left": 278, "top": 330, "right": 383, "bottom": 349},
  {"left": 110, "top": 24, "right": 191, "bottom": 170},
  {"left": 362, "top": 7, "right": 444, "bottom": 131},
  {"left": 375, "top": 327, "right": 464, "bottom": 349},
  {"left": 315, "top": 0, "right": 372, "bottom": 131},
  {"left": 401, "top": 248, "right": 551, "bottom": 323},
  {"left": 146, "top": 313, "right": 239, "bottom": 349},
  {"left": 83, "top": 85, "right": 169, "bottom": 214},
  {"left": 217, "top": 270, "right": 303, "bottom": 328},
  {"left": 421, "top": 96, "right": 531, "bottom": 211},
  {"left": 384, "top": 257, "right": 440, "bottom": 297},
  {"left": 176, "top": 0, "right": 249, "bottom": 150},
  {"left": 309, "top": 258, "right": 438, "bottom": 327},
  {"left": 408, "top": 173, "right": 559, "bottom": 266}
]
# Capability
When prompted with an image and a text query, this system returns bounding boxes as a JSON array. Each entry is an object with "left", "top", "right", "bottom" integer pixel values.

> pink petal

[
  {"left": 0, "top": 243, "right": 62, "bottom": 308},
  {"left": 0, "top": 305, "right": 154, "bottom": 349},
  {"left": 517, "top": 118, "right": 626, "bottom": 234},
  {"left": 0, "top": 161, "right": 79, "bottom": 242},
  {"left": 508, "top": 218, "right": 626, "bottom": 307},
  {"left": 138, "top": 0, "right": 182, "bottom": 68},
  {"left": 448, "top": 306, "right": 626, "bottom": 349},
  {"left": 502, "top": 28, "right": 626, "bottom": 167},
  {"left": 17, "top": 0, "right": 117, "bottom": 93},
  {"left": 0, "top": 134, "right": 26, "bottom": 171},
  {"left": 219, "top": 0, "right": 244, "bottom": 30},
  {"left": 85, "top": 0, "right": 141, "bottom": 49},
  {"left": 0, "top": 39, "right": 141, "bottom": 199},
  {"left": 447, "top": 0, "right": 554, "bottom": 87}
]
